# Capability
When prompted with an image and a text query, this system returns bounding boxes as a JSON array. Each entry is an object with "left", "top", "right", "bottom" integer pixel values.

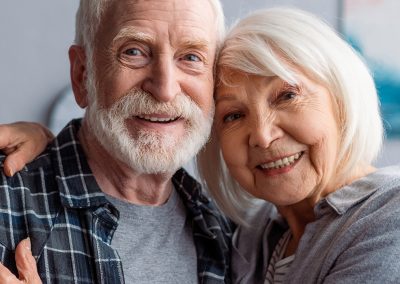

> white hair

[
  {"left": 74, "top": 0, "right": 225, "bottom": 80},
  {"left": 197, "top": 7, "right": 384, "bottom": 223}
]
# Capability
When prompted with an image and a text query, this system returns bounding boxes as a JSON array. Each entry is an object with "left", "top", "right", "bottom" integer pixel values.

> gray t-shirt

[{"left": 106, "top": 188, "right": 198, "bottom": 284}]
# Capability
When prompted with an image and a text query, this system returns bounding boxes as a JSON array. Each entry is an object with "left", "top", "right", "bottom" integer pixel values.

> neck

[
  {"left": 277, "top": 164, "right": 376, "bottom": 255},
  {"left": 78, "top": 120, "right": 175, "bottom": 206},
  {"left": 277, "top": 201, "right": 315, "bottom": 256}
]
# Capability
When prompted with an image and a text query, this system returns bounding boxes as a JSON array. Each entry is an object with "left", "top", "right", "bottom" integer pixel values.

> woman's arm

[{"left": 0, "top": 122, "right": 54, "bottom": 176}]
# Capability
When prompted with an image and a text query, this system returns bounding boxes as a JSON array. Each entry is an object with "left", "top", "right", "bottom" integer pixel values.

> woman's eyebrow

[{"left": 215, "top": 94, "right": 238, "bottom": 104}]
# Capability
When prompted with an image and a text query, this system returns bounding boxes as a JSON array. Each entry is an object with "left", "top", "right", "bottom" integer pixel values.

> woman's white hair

[
  {"left": 74, "top": 0, "right": 225, "bottom": 80},
  {"left": 197, "top": 7, "right": 384, "bottom": 223}
]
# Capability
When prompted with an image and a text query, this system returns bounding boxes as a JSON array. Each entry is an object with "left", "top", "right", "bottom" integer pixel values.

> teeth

[
  {"left": 137, "top": 115, "right": 178, "bottom": 122},
  {"left": 259, "top": 152, "right": 302, "bottom": 170}
]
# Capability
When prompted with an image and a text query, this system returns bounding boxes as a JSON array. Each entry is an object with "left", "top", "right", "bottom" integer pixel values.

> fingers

[
  {"left": 15, "top": 238, "right": 41, "bottom": 284},
  {"left": 0, "top": 261, "right": 19, "bottom": 283},
  {"left": 0, "top": 238, "right": 42, "bottom": 284},
  {"left": 4, "top": 142, "right": 41, "bottom": 177},
  {"left": 0, "top": 239, "right": 42, "bottom": 284},
  {"left": 0, "top": 122, "right": 54, "bottom": 177},
  {"left": 4, "top": 152, "right": 21, "bottom": 178}
]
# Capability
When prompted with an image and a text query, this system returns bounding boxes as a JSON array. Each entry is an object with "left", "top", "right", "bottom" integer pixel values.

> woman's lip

[
  {"left": 256, "top": 151, "right": 304, "bottom": 170},
  {"left": 256, "top": 152, "right": 303, "bottom": 176}
]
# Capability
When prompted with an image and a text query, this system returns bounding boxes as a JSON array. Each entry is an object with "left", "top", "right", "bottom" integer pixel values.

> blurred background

[{"left": 0, "top": 0, "right": 399, "bottom": 167}]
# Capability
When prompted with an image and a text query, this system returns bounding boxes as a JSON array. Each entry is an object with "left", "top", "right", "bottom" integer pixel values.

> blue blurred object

[{"left": 48, "top": 87, "right": 85, "bottom": 134}]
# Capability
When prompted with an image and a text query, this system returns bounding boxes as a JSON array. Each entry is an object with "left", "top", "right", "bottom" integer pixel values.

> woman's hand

[
  {"left": 0, "top": 122, "right": 54, "bottom": 177},
  {"left": 0, "top": 238, "right": 42, "bottom": 284}
]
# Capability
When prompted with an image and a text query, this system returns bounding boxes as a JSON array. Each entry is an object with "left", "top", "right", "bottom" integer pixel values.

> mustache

[{"left": 103, "top": 89, "right": 202, "bottom": 120}]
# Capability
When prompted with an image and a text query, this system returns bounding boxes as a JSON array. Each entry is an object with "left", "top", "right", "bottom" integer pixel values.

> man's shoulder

[
  {"left": 0, "top": 147, "right": 55, "bottom": 190},
  {"left": 0, "top": 142, "right": 52, "bottom": 168},
  {"left": 0, "top": 146, "right": 59, "bottom": 203},
  {"left": 0, "top": 119, "right": 86, "bottom": 196}
]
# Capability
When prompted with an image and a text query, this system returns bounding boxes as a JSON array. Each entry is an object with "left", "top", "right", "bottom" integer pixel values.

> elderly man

[{"left": 0, "top": 0, "right": 232, "bottom": 283}]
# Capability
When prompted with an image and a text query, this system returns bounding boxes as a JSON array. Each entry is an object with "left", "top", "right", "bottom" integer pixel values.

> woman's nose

[{"left": 248, "top": 118, "right": 283, "bottom": 149}]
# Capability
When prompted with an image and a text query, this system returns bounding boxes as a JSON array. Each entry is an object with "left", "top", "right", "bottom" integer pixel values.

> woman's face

[{"left": 215, "top": 71, "right": 341, "bottom": 206}]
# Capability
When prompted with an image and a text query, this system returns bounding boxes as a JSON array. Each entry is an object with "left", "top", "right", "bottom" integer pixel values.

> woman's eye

[
  {"left": 183, "top": 54, "right": 201, "bottom": 62},
  {"left": 280, "top": 91, "right": 297, "bottom": 101},
  {"left": 223, "top": 113, "right": 242, "bottom": 123}
]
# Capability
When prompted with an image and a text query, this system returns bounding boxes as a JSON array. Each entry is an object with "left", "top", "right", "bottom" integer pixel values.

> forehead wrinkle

[
  {"left": 112, "top": 27, "right": 155, "bottom": 45},
  {"left": 215, "top": 93, "right": 238, "bottom": 105},
  {"left": 123, "top": 1, "right": 209, "bottom": 23}
]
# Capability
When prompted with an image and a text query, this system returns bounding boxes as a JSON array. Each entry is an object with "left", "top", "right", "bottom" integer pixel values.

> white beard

[{"left": 84, "top": 76, "right": 213, "bottom": 174}]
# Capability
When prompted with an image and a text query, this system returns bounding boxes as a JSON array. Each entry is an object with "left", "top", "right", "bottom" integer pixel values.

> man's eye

[
  {"left": 183, "top": 54, "right": 201, "bottom": 62},
  {"left": 223, "top": 113, "right": 242, "bottom": 123},
  {"left": 124, "top": 48, "right": 143, "bottom": 56}
]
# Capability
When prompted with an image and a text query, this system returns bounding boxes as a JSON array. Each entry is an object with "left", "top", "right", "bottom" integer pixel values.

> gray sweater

[{"left": 232, "top": 165, "right": 400, "bottom": 283}]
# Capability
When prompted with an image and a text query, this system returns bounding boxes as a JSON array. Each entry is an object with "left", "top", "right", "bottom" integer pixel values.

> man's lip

[{"left": 134, "top": 114, "right": 181, "bottom": 123}]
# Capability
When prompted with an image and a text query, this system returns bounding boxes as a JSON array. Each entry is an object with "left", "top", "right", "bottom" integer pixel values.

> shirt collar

[
  {"left": 173, "top": 168, "right": 220, "bottom": 238},
  {"left": 317, "top": 166, "right": 400, "bottom": 215}
]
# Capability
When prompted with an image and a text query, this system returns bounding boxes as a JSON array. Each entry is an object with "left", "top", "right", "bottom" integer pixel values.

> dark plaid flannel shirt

[{"left": 0, "top": 119, "right": 232, "bottom": 283}]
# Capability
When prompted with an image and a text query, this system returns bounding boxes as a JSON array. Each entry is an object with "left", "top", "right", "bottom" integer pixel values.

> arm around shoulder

[{"left": 0, "top": 121, "right": 53, "bottom": 177}]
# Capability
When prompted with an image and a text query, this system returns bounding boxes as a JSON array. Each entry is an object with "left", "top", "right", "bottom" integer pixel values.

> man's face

[{"left": 84, "top": 0, "right": 217, "bottom": 174}]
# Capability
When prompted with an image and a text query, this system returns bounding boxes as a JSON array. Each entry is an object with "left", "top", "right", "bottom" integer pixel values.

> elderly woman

[
  {"left": 196, "top": 7, "right": 400, "bottom": 283},
  {"left": 1, "top": 7, "right": 400, "bottom": 283}
]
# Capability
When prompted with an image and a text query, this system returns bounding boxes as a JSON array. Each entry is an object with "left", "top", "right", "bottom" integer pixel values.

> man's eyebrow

[
  {"left": 179, "top": 38, "right": 210, "bottom": 51},
  {"left": 112, "top": 27, "right": 154, "bottom": 45}
]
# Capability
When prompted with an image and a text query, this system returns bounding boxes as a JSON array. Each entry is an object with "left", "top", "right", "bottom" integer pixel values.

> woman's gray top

[{"left": 232, "top": 165, "right": 400, "bottom": 283}]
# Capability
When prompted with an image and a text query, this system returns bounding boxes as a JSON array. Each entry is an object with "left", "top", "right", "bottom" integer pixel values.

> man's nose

[
  {"left": 142, "top": 57, "right": 180, "bottom": 103},
  {"left": 248, "top": 118, "right": 283, "bottom": 149}
]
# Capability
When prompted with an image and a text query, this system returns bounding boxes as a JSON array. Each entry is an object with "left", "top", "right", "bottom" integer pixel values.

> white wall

[
  {"left": 0, "top": 0, "right": 79, "bottom": 124},
  {"left": 0, "top": 0, "right": 398, "bottom": 167},
  {"left": 222, "top": 0, "right": 339, "bottom": 27}
]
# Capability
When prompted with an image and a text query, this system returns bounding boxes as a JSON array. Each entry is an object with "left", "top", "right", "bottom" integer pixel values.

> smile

[
  {"left": 136, "top": 115, "right": 180, "bottom": 123},
  {"left": 259, "top": 152, "right": 303, "bottom": 170}
]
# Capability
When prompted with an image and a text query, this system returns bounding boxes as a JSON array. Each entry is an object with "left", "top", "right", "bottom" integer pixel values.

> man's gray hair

[{"left": 197, "top": 7, "right": 384, "bottom": 223}]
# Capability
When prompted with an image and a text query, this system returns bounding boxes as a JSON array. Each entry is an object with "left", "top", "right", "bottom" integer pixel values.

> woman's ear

[{"left": 69, "top": 45, "right": 89, "bottom": 108}]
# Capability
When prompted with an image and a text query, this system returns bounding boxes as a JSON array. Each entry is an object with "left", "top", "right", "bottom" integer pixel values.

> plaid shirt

[{"left": 0, "top": 119, "right": 232, "bottom": 284}]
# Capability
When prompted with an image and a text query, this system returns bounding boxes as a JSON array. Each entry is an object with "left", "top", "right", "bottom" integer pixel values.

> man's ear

[{"left": 69, "top": 45, "right": 89, "bottom": 108}]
